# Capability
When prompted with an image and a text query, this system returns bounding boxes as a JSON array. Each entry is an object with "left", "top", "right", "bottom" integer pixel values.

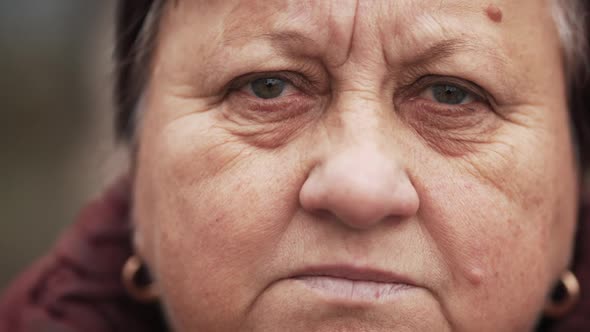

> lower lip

[{"left": 294, "top": 276, "right": 413, "bottom": 302}]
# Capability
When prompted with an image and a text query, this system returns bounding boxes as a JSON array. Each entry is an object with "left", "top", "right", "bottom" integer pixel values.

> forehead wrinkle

[
  {"left": 378, "top": 2, "right": 509, "bottom": 55},
  {"left": 219, "top": 1, "right": 330, "bottom": 53},
  {"left": 380, "top": 9, "right": 511, "bottom": 75},
  {"left": 398, "top": 38, "right": 470, "bottom": 68},
  {"left": 397, "top": 37, "right": 509, "bottom": 71}
]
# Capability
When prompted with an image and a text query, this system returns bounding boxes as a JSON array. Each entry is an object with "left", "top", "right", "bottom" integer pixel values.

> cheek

[
  {"left": 412, "top": 123, "right": 578, "bottom": 330},
  {"left": 133, "top": 114, "right": 305, "bottom": 329},
  {"left": 419, "top": 174, "right": 546, "bottom": 282},
  {"left": 416, "top": 171, "right": 549, "bottom": 331}
]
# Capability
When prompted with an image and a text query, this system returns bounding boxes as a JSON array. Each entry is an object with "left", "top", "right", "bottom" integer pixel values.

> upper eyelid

[
  {"left": 417, "top": 76, "right": 490, "bottom": 102},
  {"left": 227, "top": 71, "right": 310, "bottom": 94}
]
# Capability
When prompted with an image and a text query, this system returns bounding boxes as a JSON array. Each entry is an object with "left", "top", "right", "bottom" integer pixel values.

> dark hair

[{"left": 114, "top": 0, "right": 162, "bottom": 142}]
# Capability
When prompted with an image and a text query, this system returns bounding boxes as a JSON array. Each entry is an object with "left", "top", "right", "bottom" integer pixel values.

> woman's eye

[
  {"left": 249, "top": 77, "right": 287, "bottom": 99},
  {"left": 422, "top": 84, "right": 475, "bottom": 105}
]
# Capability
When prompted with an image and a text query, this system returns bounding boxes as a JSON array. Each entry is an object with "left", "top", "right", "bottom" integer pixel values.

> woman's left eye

[
  {"left": 248, "top": 77, "right": 288, "bottom": 99},
  {"left": 421, "top": 84, "right": 475, "bottom": 105}
]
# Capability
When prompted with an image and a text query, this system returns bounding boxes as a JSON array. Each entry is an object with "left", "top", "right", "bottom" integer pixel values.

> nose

[{"left": 299, "top": 144, "right": 419, "bottom": 229}]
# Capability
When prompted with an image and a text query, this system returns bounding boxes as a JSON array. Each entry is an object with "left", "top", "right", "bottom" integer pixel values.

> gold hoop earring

[
  {"left": 544, "top": 270, "right": 580, "bottom": 318},
  {"left": 122, "top": 255, "right": 159, "bottom": 303}
]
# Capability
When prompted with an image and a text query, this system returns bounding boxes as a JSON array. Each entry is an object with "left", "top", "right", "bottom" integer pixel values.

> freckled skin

[{"left": 132, "top": 0, "right": 579, "bottom": 331}]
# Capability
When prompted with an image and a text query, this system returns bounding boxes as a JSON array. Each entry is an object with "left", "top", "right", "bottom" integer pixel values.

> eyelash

[
  {"left": 407, "top": 75, "right": 486, "bottom": 100},
  {"left": 226, "top": 71, "right": 315, "bottom": 97}
]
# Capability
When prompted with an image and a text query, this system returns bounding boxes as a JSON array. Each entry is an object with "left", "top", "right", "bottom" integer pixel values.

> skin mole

[{"left": 485, "top": 4, "right": 503, "bottom": 23}]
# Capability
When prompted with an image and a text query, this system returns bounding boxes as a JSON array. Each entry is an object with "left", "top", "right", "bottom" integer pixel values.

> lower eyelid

[
  {"left": 402, "top": 98, "right": 488, "bottom": 114},
  {"left": 398, "top": 99, "right": 499, "bottom": 142}
]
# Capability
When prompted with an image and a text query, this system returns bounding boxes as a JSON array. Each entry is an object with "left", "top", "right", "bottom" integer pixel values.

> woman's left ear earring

[
  {"left": 543, "top": 270, "right": 580, "bottom": 319},
  {"left": 122, "top": 255, "right": 160, "bottom": 303}
]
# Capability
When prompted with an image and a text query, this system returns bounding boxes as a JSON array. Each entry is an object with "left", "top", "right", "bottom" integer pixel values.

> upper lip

[{"left": 288, "top": 264, "right": 416, "bottom": 285}]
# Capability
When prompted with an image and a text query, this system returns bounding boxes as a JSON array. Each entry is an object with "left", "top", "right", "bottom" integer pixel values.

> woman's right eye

[
  {"left": 420, "top": 83, "right": 477, "bottom": 106},
  {"left": 248, "top": 77, "right": 288, "bottom": 99}
]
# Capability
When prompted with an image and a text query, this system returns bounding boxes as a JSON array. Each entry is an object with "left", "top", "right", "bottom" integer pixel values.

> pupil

[
  {"left": 251, "top": 78, "right": 286, "bottom": 99},
  {"left": 432, "top": 85, "right": 467, "bottom": 105}
]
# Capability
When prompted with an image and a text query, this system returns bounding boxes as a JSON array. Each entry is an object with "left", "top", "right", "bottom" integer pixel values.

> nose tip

[{"left": 299, "top": 148, "right": 419, "bottom": 229}]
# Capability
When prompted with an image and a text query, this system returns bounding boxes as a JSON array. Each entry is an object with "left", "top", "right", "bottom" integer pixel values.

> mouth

[{"left": 288, "top": 265, "right": 416, "bottom": 302}]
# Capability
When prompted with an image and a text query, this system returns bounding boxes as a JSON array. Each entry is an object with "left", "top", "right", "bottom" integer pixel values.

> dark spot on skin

[{"left": 485, "top": 4, "right": 503, "bottom": 23}]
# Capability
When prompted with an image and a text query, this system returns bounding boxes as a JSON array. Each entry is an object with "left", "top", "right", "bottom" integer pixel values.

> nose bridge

[
  {"left": 299, "top": 91, "right": 419, "bottom": 229},
  {"left": 328, "top": 87, "right": 393, "bottom": 147},
  {"left": 324, "top": 87, "right": 405, "bottom": 181}
]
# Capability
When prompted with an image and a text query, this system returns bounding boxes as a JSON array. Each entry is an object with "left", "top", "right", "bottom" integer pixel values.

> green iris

[
  {"left": 432, "top": 84, "right": 468, "bottom": 105},
  {"left": 250, "top": 78, "right": 286, "bottom": 99}
]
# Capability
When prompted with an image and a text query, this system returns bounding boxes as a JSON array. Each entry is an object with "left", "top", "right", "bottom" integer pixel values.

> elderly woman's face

[{"left": 133, "top": 0, "right": 579, "bottom": 330}]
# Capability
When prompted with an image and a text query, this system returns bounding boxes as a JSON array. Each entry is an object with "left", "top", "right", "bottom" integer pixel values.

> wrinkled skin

[{"left": 132, "top": 0, "right": 579, "bottom": 331}]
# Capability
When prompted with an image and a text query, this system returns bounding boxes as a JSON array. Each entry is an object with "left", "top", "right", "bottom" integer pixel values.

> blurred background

[{"left": 0, "top": 1, "right": 125, "bottom": 288}]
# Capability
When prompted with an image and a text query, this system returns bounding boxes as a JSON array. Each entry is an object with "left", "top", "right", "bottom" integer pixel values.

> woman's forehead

[
  {"left": 157, "top": 0, "right": 559, "bottom": 98},
  {"left": 165, "top": 0, "right": 547, "bottom": 29},
  {"left": 161, "top": 0, "right": 555, "bottom": 56}
]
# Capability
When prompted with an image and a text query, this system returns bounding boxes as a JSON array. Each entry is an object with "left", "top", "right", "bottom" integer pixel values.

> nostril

[{"left": 304, "top": 207, "right": 334, "bottom": 220}]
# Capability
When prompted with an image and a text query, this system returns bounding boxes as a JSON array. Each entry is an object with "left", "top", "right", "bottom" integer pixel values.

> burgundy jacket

[{"left": 0, "top": 180, "right": 167, "bottom": 331}]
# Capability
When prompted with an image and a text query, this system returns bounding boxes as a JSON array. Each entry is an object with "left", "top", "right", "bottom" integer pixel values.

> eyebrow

[
  {"left": 221, "top": 26, "right": 511, "bottom": 86},
  {"left": 226, "top": 29, "right": 506, "bottom": 64},
  {"left": 222, "top": 29, "right": 320, "bottom": 55},
  {"left": 395, "top": 37, "right": 513, "bottom": 90},
  {"left": 398, "top": 38, "right": 472, "bottom": 68}
]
